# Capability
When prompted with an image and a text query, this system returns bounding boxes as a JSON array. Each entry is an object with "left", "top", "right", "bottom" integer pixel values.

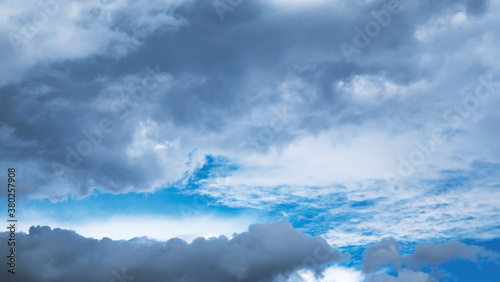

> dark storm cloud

[
  {"left": 1, "top": 223, "right": 497, "bottom": 282},
  {"left": 0, "top": 221, "right": 347, "bottom": 282},
  {"left": 0, "top": 0, "right": 498, "bottom": 199},
  {"left": 464, "top": 0, "right": 489, "bottom": 15}
]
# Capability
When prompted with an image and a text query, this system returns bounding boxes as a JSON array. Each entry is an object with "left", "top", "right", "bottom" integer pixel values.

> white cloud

[
  {"left": 286, "top": 266, "right": 365, "bottom": 282},
  {"left": 339, "top": 75, "right": 426, "bottom": 103}
]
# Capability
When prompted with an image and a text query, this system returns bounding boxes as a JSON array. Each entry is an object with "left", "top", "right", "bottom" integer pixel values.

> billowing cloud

[
  {"left": 2, "top": 224, "right": 497, "bottom": 282},
  {"left": 407, "top": 240, "right": 498, "bottom": 268},
  {"left": 362, "top": 238, "right": 401, "bottom": 273},
  {"left": 362, "top": 237, "right": 499, "bottom": 281},
  {"left": 0, "top": 221, "right": 347, "bottom": 282}
]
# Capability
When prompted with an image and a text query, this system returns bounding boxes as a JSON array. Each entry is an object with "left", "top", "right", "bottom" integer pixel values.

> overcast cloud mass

[{"left": 0, "top": 0, "right": 499, "bottom": 281}]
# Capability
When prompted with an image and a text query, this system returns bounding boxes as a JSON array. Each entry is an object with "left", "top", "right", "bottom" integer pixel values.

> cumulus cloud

[
  {"left": 407, "top": 240, "right": 499, "bottom": 268},
  {"left": 0, "top": 221, "right": 347, "bottom": 282},
  {"left": 362, "top": 238, "right": 401, "bottom": 273},
  {"left": 362, "top": 238, "right": 499, "bottom": 281}
]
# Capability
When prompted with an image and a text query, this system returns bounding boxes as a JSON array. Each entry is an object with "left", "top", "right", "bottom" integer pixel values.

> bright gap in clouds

[
  {"left": 16, "top": 187, "right": 263, "bottom": 242},
  {"left": 287, "top": 266, "right": 365, "bottom": 282},
  {"left": 20, "top": 215, "right": 257, "bottom": 242}
]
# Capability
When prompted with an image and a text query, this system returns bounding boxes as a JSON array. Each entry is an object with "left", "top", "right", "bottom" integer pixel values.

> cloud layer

[
  {"left": 1, "top": 222, "right": 497, "bottom": 282},
  {"left": 2, "top": 0, "right": 499, "bottom": 199}
]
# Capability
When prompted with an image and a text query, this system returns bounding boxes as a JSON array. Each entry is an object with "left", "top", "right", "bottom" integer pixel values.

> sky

[{"left": 0, "top": 0, "right": 499, "bottom": 281}]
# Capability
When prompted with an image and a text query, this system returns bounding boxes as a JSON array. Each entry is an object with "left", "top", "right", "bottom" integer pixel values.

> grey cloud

[
  {"left": 362, "top": 238, "right": 498, "bottom": 281},
  {"left": 362, "top": 237, "right": 401, "bottom": 273},
  {"left": 0, "top": 221, "right": 347, "bottom": 282},
  {"left": 407, "top": 240, "right": 498, "bottom": 268}
]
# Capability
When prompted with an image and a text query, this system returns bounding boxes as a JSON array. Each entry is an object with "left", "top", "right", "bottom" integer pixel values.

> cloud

[
  {"left": 0, "top": 221, "right": 347, "bottom": 282},
  {"left": 0, "top": 0, "right": 499, "bottom": 202},
  {"left": 0, "top": 0, "right": 499, "bottom": 280},
  {"left": 361, "top": 238, "right": 499, "bottom": 281},
  {"left": 282, "top": 265, "right": 365, "bottom": 282},
  {"left": 0, "top": 0, "right": 187, "bottom": 85},
  {"left": 407, "top": 240, "right": 499, "bottom": 268},
  {"left": 1, "top": 222, "right": 497, "bottom": 282},
  {"left": 362, "top": 238, "right": 401, "bottom": 273}
]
